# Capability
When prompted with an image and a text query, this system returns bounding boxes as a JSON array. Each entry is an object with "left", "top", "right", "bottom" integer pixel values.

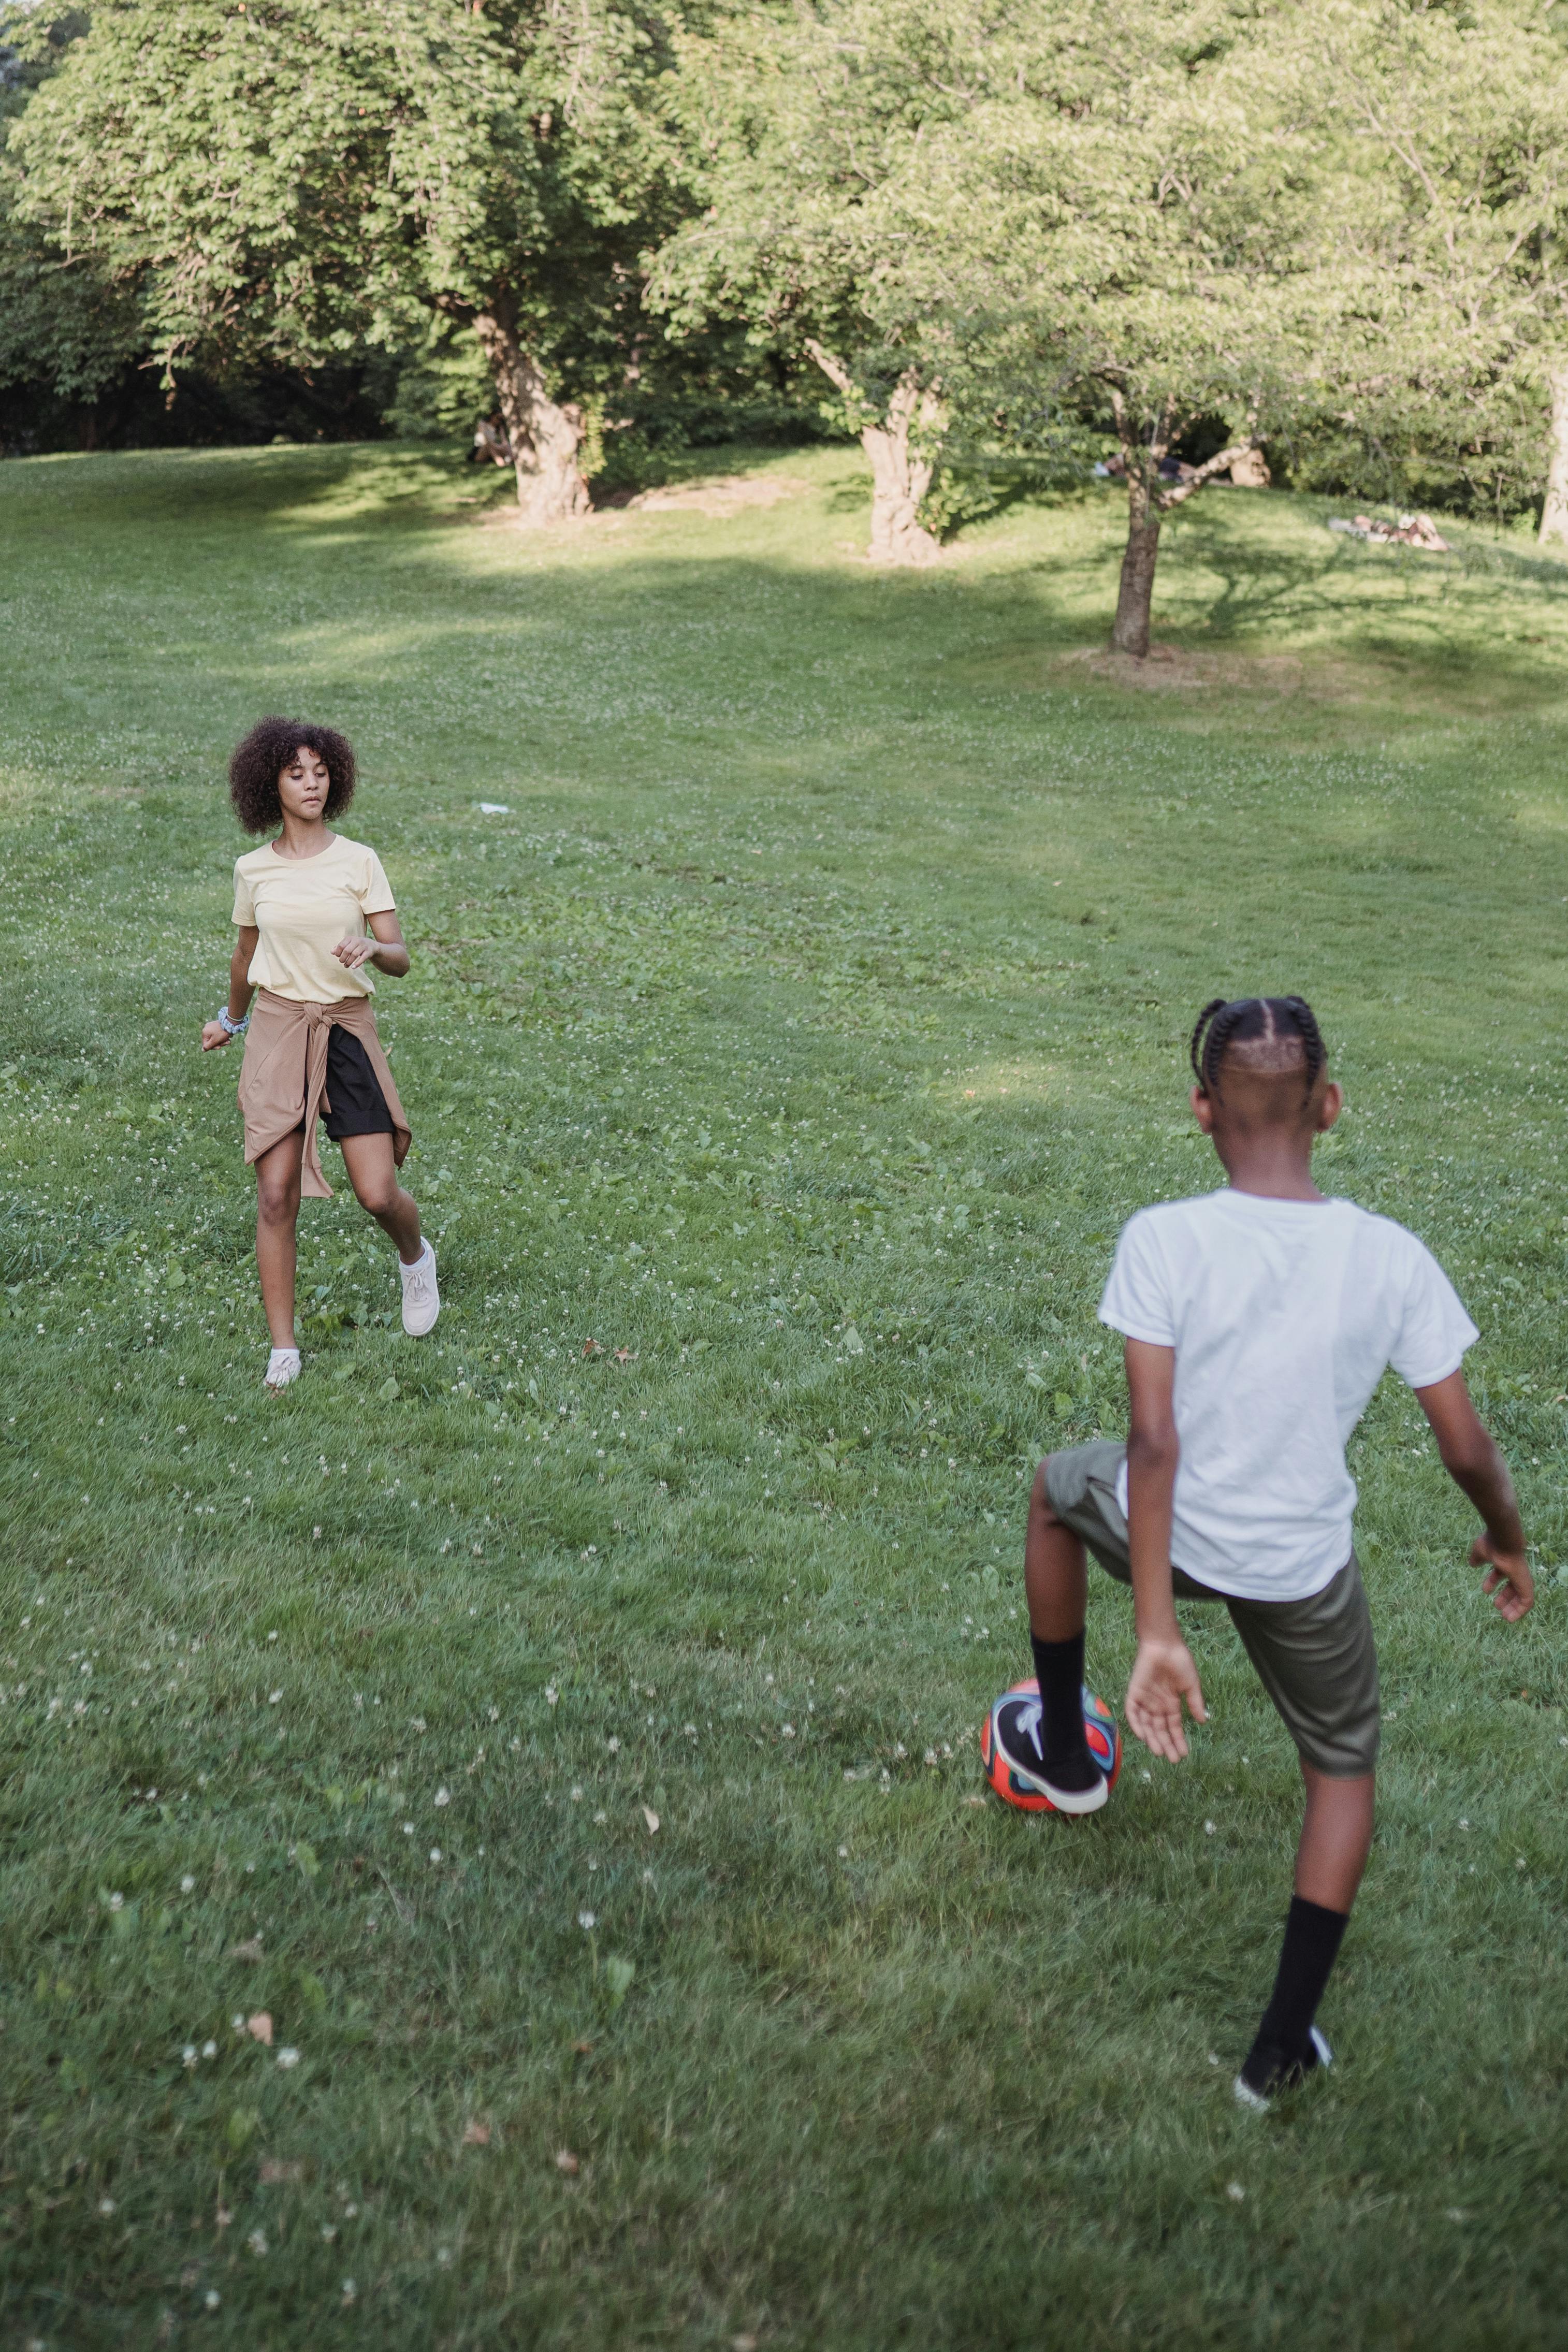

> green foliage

[
  {"left": 2, "top": 441, "right": 1568, "bottom": 2340},
  {"left": 651, "top": 0, "right": 1007, "bottom": 411},
  {"left": 916, "top": 464, "right": 999, "bottom": 541},
  {"left": 1269, "top": 0, "right": 1568, "bottom": 526},
  {"left": 4, "top": 0, "right": 691, "bottom": 414},
  {"left": 0, "top": 4, "right": 139, "bottom": 410},
  {"left": 382, "top": 317, "right": 499, "bottom": 446}
]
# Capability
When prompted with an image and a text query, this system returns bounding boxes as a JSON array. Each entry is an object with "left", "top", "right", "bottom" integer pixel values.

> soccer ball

[{"left": 979, "top": 1677, "right": 1122, "bottom": 1813}]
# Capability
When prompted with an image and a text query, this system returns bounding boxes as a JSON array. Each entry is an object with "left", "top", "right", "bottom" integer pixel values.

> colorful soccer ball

[{"left": 979, "top": 1677, "right": 1122, "bottom": 1813}]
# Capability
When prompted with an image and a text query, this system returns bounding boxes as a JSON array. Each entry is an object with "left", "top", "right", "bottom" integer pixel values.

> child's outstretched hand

[
  {"left": 1125, "top": 1636, "right": 1208, "bottom": 1762},
  {"left": 1471, "top": 1533, "right": 1535, "bottom": 1621}
]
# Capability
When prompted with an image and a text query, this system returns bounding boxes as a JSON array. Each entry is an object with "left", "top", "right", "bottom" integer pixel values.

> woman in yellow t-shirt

[{"left": 200, "top": 717, "right": 440, "bottom": 1390}]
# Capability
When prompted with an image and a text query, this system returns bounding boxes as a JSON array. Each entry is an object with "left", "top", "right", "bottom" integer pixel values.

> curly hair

[{"left": 228, "top": 717, "right": 357, "bottom": 834}]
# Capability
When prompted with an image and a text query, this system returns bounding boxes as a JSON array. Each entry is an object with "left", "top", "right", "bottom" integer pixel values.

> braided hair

[{"left": 1189, "top": 996, "right": 1327, "bottom": 1099}]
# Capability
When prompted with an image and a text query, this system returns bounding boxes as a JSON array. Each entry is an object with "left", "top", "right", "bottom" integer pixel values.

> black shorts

[{"left": 320, "top": 1026, "right": 395, "bottom": 1142}]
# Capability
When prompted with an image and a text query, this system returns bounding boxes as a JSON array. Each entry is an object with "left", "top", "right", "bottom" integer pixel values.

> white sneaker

[
  {"left": 400, "top": 1241, "right": 439, "bottom": 1336},
  {"left": 265, "top": 1346, "right": 301, "bottom": 1392}
]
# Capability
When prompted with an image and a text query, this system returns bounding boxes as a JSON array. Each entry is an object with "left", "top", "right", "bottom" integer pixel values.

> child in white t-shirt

[{"left": 990, "top": 995, "right": 1533, "bottom": 2104}]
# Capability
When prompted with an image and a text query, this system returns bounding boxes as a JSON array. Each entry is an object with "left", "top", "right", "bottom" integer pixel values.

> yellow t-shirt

[{"left": 231, "top": 834, "right": 397, "bottom": 1003}]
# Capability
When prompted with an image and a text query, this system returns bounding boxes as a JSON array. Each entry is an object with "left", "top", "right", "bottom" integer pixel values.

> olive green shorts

[{"left": 1044, "top": 1440, "right": 1380, "bottom": 1779}]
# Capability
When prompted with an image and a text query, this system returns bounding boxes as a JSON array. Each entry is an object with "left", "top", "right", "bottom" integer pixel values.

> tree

[
  {"left": 0, "top": 7, "right": 144, "bottom": 434},
  {"left": 1291, "top": 0, "right": 1568, "bottom": 547},
  {"left": 655, "top": 0, "right": 1330, "bottom": 642},
  {"left": 651, "top": 0, "right": 1024, "bottom": 566},
  {"left": 5, "top": 0, "right": 685, "bottom": 521},
  {"left": 926, "top": 0, "right": 1328, "bottom": 656}
]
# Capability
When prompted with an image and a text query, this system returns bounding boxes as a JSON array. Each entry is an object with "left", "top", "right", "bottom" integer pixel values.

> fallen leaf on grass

[
  {"left": 258, "top": 2159, "right": 302, "bottom": 2185},
  {"left": 461, "top": 2122, "right": 490, "bottom": 2147},
  {"left": 246, "top": 2013, "right": 273, "bottom": 2046},
  {"left": 227, "top": 1937, "right": 264, "bottom": 1962},
  {"left": 572, "top": 2039, "right": 594, "bottom": 2056},
  {"left": 641, "top": 1806, "right": 660, "bottom": 1835},
  {"left": 582, "top": 1339, "right": 601, "bottom": 1357},
  {"left": 614, "top": 1348, "right": 634, "bottom": 1364},
  {"left": 554, "top": 2149, "right": 579, "bottom": 2175}
]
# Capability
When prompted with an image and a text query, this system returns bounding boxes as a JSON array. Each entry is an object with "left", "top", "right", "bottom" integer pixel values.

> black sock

[
  {"left": 1029, "top": 1630, "right": 1099, "bottom": 1790},
  {"left": 1240, "top": 1895, "right": 1349, "bottom": 2093}
]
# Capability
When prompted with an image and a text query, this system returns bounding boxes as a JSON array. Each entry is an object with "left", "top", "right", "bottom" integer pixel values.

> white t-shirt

[
  {"left": 233, "top": 834, "right": 396, "bottom": 1004},
  {"left": 1097, "top": 1188, "right": 1478, "bottom": 1602}
]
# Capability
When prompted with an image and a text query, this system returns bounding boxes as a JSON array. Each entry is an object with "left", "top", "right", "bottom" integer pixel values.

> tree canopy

[
  {"left": 5, "top": 0, "right": 686, "bottom": 517},
  {"left": 8, "top": 0, "right": 1568, "bottom": 638},
  {"left": 656, "top": 0, "right": 1338, "bottom": 639}
]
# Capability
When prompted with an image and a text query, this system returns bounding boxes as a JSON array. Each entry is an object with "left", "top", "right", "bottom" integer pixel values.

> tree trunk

[
  {"left": 473, "top": 308, "right": 591, "bottom": 527},
  {"left": 1540, "top": 364, "right": 1568, "bottom": 549},
  {"left": 1112, "top": 484, "right": 1162, "bottom": 657},
  {"left": 863, "top": 373, "right": 942, "bottom": 566},
  {"left": 805, "top": 342, "right": 942, "bottom": 565}
]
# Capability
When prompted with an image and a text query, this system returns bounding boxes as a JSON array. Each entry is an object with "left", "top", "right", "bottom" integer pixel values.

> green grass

[{"left": 3, "top": 441, "right": 1568, "bottom": 2349}]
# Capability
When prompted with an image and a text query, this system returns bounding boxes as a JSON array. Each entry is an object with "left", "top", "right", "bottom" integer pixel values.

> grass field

[{"left": 3, "top": 441, "right": 1567, "bottom": 2350}]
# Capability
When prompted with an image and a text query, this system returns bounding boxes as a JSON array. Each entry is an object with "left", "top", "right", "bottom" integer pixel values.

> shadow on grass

[{"left": 8, "top": 442, "right": 1568, "bottom": 739}]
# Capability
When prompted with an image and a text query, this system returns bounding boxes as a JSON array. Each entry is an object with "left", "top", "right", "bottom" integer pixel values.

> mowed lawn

[{"left": 3, "top": 441, "right": 1567, "bottom": 2350}]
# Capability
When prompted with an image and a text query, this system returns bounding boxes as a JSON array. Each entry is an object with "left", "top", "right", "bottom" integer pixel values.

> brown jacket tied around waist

[{"left": 238, "top": 989, "right": 411, "bottom": 1199}]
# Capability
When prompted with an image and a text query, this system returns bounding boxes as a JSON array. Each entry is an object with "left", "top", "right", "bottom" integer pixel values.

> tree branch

[
  {"left": 1159, "top": 443, "right": 1258, "bottom": 509},
  {"left": 804, "top": 337, "right": 854, "bottom": 398}
]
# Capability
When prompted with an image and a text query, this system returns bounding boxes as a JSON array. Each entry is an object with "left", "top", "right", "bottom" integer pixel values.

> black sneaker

[
  {"left": 990, "top": 1693, "right": 1108, "bottom": 1815},
  {"left": 1233, "top": 2026, "right": 1333, "bottom": 2112}
]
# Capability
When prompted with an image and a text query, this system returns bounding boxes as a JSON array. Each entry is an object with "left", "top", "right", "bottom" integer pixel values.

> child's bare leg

[
  {"left": 1295, "top": 1766, "right": 1375, "bottom": 1913},
  {"left": 1024, "top": 1458, "right": 1087, "bottom": 1638},
  {"left": 1239, "top": 1763, "right": 1373, "bottom": 2103},
  {"left": 1018, "top": 1460, "right": 1100, "bottom": 1792}
]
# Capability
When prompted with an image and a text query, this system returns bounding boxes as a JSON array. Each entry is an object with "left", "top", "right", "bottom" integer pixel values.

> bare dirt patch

[
  {"left": 1055, "top": 642, "right": 1306, "bottom": 693},
  {"left": 478, "top": 474, "right": 812, "bottom": 532},
  {"left": 616, "top": 474, "right": 812, "bottom": 518}
]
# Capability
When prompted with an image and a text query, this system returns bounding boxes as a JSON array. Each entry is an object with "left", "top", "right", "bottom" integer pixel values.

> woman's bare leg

[
  {"left": 338, "top": 1132, "right": 424, "bottom": 1264},
  {"left": 255, "top": 1131, "right": 304, "bottom": 1347}
]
